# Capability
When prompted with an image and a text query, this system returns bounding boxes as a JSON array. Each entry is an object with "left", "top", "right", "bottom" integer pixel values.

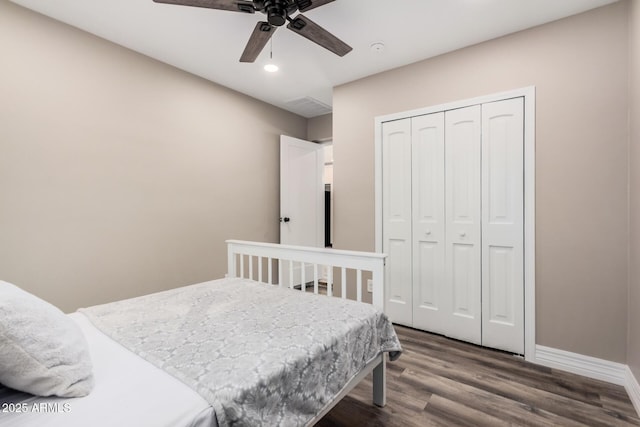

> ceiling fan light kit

[{"left": 152, "top": 0, "right": 352, "bottom": 63}]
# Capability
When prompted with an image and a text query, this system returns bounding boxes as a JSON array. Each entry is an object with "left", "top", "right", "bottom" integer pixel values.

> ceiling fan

[{"left": 152, "top": 0, "right": 352, "bottom": 63}]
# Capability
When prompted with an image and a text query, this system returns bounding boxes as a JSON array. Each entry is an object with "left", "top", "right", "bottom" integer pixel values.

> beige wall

[
  {"left": 0, "top": 1, "right": 307, "bottom": 313},
  {"left": 629, "top": 0, "right": 640, "bottom": 380},
  {"left": 307, "top": 113, "right": 332, "bottom": 142},
  {"left": 333, "top": 2, "right": 630, "bottom": 362}
]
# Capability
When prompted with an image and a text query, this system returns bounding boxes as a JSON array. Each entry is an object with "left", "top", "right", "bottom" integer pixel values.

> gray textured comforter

[{"left": 80, "top": 277, "right": 402, "bottom": 427}]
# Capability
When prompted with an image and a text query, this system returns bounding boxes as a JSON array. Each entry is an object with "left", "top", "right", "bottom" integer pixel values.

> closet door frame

[{"left": 374, "top": 86, "right": 536, "bottom": 361}]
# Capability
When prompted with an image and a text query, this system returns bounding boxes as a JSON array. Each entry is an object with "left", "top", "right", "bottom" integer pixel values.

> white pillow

[{"left": 0, "top": 281, "right": 94, "bottom": 397}]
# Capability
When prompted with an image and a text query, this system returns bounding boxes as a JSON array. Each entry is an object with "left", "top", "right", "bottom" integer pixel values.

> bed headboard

[{"left": 226, "top": 240, "right": 387, "bottom": 310}]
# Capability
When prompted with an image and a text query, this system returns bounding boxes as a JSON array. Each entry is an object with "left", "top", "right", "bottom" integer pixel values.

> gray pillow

[{"left": 0, "top": 281, "right": 94, "bottom": 397}]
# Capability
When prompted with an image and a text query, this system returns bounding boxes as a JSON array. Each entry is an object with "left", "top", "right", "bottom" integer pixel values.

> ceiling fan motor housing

[{"left": 264, "top": 0, "right": 288, "bottom": 26}]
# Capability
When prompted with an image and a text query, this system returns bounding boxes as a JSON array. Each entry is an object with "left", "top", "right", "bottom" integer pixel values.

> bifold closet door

[
  {"left": 411, "top": 113, "right": 446, "bottom": 333},
  {"left": 382, "top": 118, "right": 413, "bottom": 326},
  {"left": 481, "top": 98, "right": 524, "bottom": 354},
  {"left": 444, "top": 105, "right": 482, "bottom": 345}
]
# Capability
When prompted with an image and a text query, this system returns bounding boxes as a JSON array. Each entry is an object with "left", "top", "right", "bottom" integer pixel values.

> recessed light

[{"left": 264, "top": 63, "right": 279, "bottom": 72}]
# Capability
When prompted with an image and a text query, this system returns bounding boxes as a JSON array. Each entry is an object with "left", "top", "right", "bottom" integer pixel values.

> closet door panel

[
  {"left": 444, "top": 105, "right": 482, "bottom": 345},
  {"left": 382, "top": 119, "right": 413, "bottom": 326},
  {"left": 481, "top": 98, "right": 524, "bottom": 354},
  {"left": 411, "top": 113, "right": 446, "bottom": 332}
]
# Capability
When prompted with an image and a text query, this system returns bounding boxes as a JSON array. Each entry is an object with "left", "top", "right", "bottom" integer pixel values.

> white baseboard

[
  {"left": 534, "top": 345, "right": 627, "bottom": 385},
  {"left": 534, "top": 345, "right": 640, "bottom": 417},
  {"left": 626, "top": 366, "right": 640, "bottom": 416}
]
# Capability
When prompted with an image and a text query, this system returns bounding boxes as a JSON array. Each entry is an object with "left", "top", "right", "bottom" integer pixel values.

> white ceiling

[{"left": 10, "top": 0, "right": 618, "bottom": 117}]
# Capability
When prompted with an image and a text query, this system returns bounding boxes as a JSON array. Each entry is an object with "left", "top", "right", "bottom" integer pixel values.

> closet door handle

[
  {"left": 459, "top": 231, "right": 466, "bottom": 237},
  {"left": 425, "top": 230, "right": 431, "bottom": 236}
]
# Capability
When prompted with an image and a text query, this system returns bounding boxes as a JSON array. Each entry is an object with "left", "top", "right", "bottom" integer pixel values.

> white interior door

[
  {"left": 381, "top": 119, "right": 413, "bottom": 326},
  {"left": 377, "top": 90, "right": 530, "bottom": 355},
  {"left": 444, "top": 105, "right": 482, "bottom": 345},
  {"left": 481, "top": 98, "right": 525, "bottom": 354},
  {"left": 280, "top": 135, "right": 323, "bottom": 286},
  {"left": 411, "top": 113, "right": 446, "bottom": 333}
]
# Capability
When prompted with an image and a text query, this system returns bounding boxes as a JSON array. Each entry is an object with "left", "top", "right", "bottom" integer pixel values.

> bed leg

[{"left": 372, "top": 357, "right": 386, "bottom": 407}]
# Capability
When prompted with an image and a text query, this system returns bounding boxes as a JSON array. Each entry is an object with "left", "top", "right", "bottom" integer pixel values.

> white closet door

[
  {"left": 382, "top": 118, "right": 413, "bottom": 326},
  {"left": 411, "top": 113, "right": 446, "bottom": 332},
  {"left": 444, "top": 105, "right": 482, "bottom": 345},
  {"left": 481, "top": 98, "right": 524, "bottom": 354}
]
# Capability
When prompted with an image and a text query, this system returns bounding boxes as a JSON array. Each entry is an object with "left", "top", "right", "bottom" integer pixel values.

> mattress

[
  {"left": 0, "top": 313, "right": 217, "bottom": 427},
  {"left": 1, "top": 277, "right": 401, "bottom": 427},
  {"left": 79, "top": 277, "right": 401, "bottom": 426}
]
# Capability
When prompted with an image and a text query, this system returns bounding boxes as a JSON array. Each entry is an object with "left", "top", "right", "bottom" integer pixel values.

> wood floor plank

[
  {"left": 407, "top": 353, "right": 590, "bottom": 419},
  {"left": 400, "top": 344, "right": 638, "bottom": 426},
  {"left": 423, "top": 395, "right": 512, "bottom": 427},
  {"left": 398, "top": 367, "right": 586, "bottom": 427},
  {"left": 400, "top": 331, "right": 603, "bottom": 405},
  {"left": 601, "top": 393, "right": 640, "bottom": 420},
  {"left": 318, "top": 325, "right": 640, "bottom": 426}
]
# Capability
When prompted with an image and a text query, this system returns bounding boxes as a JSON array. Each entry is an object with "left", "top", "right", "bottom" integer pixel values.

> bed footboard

[
  {"left": 225, "top": 240, "right": 387, "bottom": 310},
  {"left": 226, "top": 240, "right": 390, "bottom": 413}
]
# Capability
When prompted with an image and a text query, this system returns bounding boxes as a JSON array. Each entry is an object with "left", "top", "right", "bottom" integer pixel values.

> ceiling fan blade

[
  {"left": 152, "top": 0, "right": 255, "bottom": 13},
  {"left": 297, "top": 0, "right": 335, "bottom": 13},
  {"left": 240, "top": 22, "right": 276, "bottom": 63},
  {"left": 287, "top": 15, "right": 352, "bottom": 57}
]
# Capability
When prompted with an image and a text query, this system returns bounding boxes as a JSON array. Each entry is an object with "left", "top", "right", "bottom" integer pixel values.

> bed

[{"left": 0, "top": 240, "right": 401, "bottom": 427}]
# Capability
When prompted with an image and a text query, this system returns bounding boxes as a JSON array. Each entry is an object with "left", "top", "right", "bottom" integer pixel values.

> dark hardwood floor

[{"left": 318, "top": 325, "right": 640, "bottom": 427}]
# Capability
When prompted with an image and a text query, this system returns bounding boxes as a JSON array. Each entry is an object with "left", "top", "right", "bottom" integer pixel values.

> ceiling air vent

[{"left": 285, "top": 97, "right": 332, "bottom": 118}]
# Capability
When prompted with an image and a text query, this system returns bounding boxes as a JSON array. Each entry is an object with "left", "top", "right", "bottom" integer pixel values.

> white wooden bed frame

[{"left": 226, "top": 240, "right": 389, "bottom": 422}]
